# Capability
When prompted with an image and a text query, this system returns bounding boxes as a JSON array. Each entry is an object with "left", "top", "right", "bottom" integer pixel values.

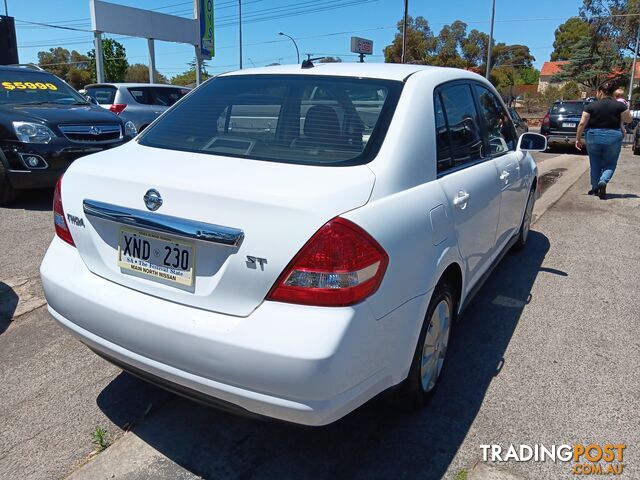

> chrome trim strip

[{"left": 82, "top": 199, "right": 244, "bottom": 247}]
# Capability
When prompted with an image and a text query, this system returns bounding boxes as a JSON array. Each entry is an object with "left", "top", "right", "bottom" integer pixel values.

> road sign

[
  {"left": 198, "top": 0, "right": 215, "bottom": 60},
  {"left": 350, "top": 37, "right": 373, "bottom": 55}
]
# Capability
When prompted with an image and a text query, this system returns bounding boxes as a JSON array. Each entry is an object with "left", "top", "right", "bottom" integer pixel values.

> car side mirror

[
  {"left": 86, "top": 95, "right": 98, "bottom": 105},
  {"left": 517, "top": 132, "right": 547, "bottom": 152}
]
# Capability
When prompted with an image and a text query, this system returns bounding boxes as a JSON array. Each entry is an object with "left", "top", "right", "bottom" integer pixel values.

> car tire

[
  {"left": 634, "top": 141, "right": 640, "bottom": 156},
  {"left": 513, "top": 187, "right": 535, "bottom": 251},
  {"left": 395, "top": 280, "right": 456, "bottom": 410},
  {"left": 0, "top": 159, "right": 17, "bottom": 206}
]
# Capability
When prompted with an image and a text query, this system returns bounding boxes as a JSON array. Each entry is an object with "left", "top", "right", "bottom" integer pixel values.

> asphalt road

[{"left": 1, "top": 148, "right": 638, "bottom": 479}]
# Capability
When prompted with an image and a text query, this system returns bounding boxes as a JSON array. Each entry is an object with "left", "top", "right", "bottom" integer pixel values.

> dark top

[{"left": 584, "top": 98, "right": 627, "bottom": 130}]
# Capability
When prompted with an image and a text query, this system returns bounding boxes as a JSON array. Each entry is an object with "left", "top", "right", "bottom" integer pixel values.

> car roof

[
  {"left": 85, "top": 83, "right": 190, "bottom": 89},
  {"left": 218, "top": 63, "right": 449, "bottom": 82},
  {"left": 0, "top": 66, "right": 55, "bottom": 75}
]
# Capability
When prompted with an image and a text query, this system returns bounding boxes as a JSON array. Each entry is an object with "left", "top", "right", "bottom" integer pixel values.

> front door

[{"left": 473, "top": 83, "right": 526, "bottom": 250}]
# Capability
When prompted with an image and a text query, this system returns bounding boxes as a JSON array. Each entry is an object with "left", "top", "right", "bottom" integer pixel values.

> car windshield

[
  {"left": 550, "top": 103, "right": 584, "bottom": 115},
  {"left": 0, "top": 70, "right": 88, "bottom": 106},
  {"left": 138, "top": 75, "right": 403, "bottom": 166}
]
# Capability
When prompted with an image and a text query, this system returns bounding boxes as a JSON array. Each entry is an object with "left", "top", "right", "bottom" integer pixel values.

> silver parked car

[{"left": 85, "top": 83, "right": 191, "bottom": 132}]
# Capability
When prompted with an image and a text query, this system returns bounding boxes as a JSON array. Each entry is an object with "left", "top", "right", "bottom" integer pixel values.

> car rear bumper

[
  {"left": 543, "top": 133, "right": 577, "bottom": 146},
  {"left": 41, "top": 236, "right": 426, "bottom": 426}
]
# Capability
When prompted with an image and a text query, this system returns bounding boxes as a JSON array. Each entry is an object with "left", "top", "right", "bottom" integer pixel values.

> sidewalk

[{"left": 64, "top": 150, "right": 639, "bottom": 480}]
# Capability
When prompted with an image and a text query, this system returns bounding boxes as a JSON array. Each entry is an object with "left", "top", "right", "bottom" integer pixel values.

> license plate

[
  {"left": 118, "top": 227, "right": 195, "bottom": 288},
  {"left": 562, "top": 122, "right": 576, "bottom": 128}
]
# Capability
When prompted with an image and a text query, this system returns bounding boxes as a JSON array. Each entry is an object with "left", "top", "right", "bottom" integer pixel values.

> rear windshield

[
  {"left": 550, "top": 102, "right": 584, "bottom": 115},
  {"left": 86, "top": 86, "right": 117, "bottom": 104},
  {"left": 138, "top": 75, "right": 403, "bottom": 166},
  {"left": 128, "top": 86, "right": 190, "bottom": 106},
  {"left": 0, "top": 71, "right": 88, "bottom": 106}
]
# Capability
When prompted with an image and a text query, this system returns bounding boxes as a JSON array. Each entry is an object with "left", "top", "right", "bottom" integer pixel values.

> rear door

[
  {"left": 473, "top": 83, "right": 525, "bottom": 248},
  {"left": 434, "top": 83, "right": 501, "bottom": 291},
  {"left": 125, "top": 87, "right": 158, "bottom": 127}
]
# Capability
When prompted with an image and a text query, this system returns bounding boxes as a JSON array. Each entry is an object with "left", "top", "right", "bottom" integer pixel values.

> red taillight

[
  {"left": 267, "top": 218, "right": 388, "bottom": 307},
  {"left": 543, "top": 114, "right": 550, "bottom": 126},
  {"left": 53, "top": 176, "right": 75, "bottom": 246},
  {"left": 109, "top": 103, "right": 127, "bottom": 115}
]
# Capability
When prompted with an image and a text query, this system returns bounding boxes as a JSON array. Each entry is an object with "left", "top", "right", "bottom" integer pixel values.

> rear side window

[
  {"left": 474, "top": 84, "right": 517, "bottom": 155},
  {"left": 128, "top": 87, "right": 153, "bottom": 105},
  {"left": 139, "top": 75, "right": 403, "bottom": 166},
  {"left": 437, "top": 83, "right": 483, "bottom": 170},
  {"left": 550, "top": 102, "right": 584, "bottom": 115},
  {"left": 86, "top": 86, "right": 116, "bottom": 104},
  {"left": 152, "top": 87, "right": 189, "bottom": 106},
  {"left": 434, "top": 94, "right": 454, "bottom": 172}
]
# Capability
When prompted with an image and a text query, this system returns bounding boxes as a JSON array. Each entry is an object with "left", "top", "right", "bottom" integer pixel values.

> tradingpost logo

[{"left": 480, "top": 444, "right": 626, "bottom": 475}]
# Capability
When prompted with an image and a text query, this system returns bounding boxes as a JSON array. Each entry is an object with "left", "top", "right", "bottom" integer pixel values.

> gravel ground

[{"left": 1, "top": 148, "right": 638, "bottom": 480}]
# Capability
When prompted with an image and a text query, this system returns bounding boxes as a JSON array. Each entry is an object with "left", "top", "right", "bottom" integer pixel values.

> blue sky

[{"left": 11, "top": 0, "right": 584, "bottom": 80}]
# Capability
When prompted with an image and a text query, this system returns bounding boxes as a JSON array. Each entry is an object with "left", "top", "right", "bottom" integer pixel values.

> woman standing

[{"left": 575, "top": 83, "right": 632, "bottom": 199}]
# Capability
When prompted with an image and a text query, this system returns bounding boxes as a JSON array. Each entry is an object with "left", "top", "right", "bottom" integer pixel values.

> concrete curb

[{"left": 532, "top": 153, "right": 589, "bottom": 225}]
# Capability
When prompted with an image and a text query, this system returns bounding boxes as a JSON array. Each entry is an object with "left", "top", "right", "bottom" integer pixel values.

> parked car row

[{"left": 0, "top": 65, "right": 191, "bottom": 205}]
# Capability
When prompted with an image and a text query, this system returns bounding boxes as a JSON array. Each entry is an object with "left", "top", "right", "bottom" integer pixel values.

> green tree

[
  {"left": 431, "top": 20, "right": 468, "bottom": 67},
  {"left": 461, "top": 29, "right": 489, "bottom": 67},
  {"left": 383, "top": 16, "right": 436, "bottom": 64},
  {"left": 170, "top": 58, "right": 210, "bottom": 86},
  {"left": 37, "top": 47, "right": 92, "bottom": 89},
  {"left": 581, "top": 0, "right": 640, "bottom": 53},
  {"left": 88, "top": 38, "right": 129, "bottom": 83},
  {"left": 560, "top": 81, "right": 582, "bottom": 99},
  {"left": 518, "top": 67, "right": 540, "bottom": 85},
  {"left": 554, "top": 36, "right": 626, "bottom": 90},
  {"left": 124, "top": 63, "right": 168, "bottom": 83},
  {"left": 551, "top": 18, "right": 592, "bottom": 61},
  {"left": 318, "top": 56, "right": 342, "bottom": 63}
]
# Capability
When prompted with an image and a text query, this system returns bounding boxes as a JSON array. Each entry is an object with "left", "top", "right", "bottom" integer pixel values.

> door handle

[
  {"left": 499, "top": 170, "right": 510, "bottom": 181},
  {"left": 453, "top": 191, "right": 470, "bottom": 208}
]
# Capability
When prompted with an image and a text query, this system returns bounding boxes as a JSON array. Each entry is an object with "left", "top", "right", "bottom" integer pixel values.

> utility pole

[
  {"left": 628, "top": 23, "right": 640, "bottom": 103},
  {"left": 4, "top": 0, "right": 8, "bottom": 16},
  {"left": 401, "top": 0, "right": 408, "bottom": 63},
  {"left": 485, "top": 0, "right": 496, "bottom": 79},
  {"left": 94, "top": 32, "right": 105, "bottom": 83},
  {"left": 238, "top": 0, "right": 243, "bottom": 69}
]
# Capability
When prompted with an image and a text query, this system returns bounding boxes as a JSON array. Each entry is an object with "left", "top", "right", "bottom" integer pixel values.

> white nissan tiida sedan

[{"left": 41, "top": 63, "right": 546, "bottom": 426}]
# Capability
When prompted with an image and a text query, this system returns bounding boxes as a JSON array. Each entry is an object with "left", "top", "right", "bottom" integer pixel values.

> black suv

[
  {"left": 0, "top": 65, "right": 136, "bottom": 205},
  {"left": 540, "top": 99, "right": 588, "bottom": 150}
]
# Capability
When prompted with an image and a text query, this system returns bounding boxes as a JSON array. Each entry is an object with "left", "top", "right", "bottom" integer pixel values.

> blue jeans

[{"left": 585, "top": 129, "right": 623, "bottom": 189}]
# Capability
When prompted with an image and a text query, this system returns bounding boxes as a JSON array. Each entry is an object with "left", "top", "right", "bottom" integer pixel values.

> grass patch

[
  {"left": 91, "top": 426, "right": 110, "bottom": 452},
  {"left": 453, "top": 469, "right": 468, "bottom": 480}
]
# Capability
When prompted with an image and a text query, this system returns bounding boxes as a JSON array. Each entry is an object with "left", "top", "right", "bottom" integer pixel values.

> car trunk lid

[{"left": 62, "top": 142, "right": 376, "bottom": 317}]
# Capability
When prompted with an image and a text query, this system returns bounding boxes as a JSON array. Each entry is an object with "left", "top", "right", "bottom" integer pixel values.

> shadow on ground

[
  {"left": 3, "top": 188, "right": 53, "bottom": 212},
  {"left": 97, "top": 231, "right": 552, "bottom": 479},
  {"left": 0, "top": 282, "right": 18, "bottom": 335}
]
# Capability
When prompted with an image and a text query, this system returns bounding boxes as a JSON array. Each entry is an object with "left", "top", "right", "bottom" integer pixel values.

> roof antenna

[{"left": 302, "top": 53, "right": 326, "bottom": 69}]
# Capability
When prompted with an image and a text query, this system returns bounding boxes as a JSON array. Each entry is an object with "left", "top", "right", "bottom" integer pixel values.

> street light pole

[
  {"left": 278, "top": 32, "right": 300, "bottom": 64},
  {"left": 238, "top": 0, "right": 243, "bottom": 69},
  {"left": 4, "top": 0, "right": 8, "bottom": 16},
  {"left": 401, "top": 0, "right": 408, "bottom": 63},
  {"left": 485, "top": 0, "right": 496, "bottom": 79},
  {"left": 628, "top": 23, "right": 640, "bottom": 103}
]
